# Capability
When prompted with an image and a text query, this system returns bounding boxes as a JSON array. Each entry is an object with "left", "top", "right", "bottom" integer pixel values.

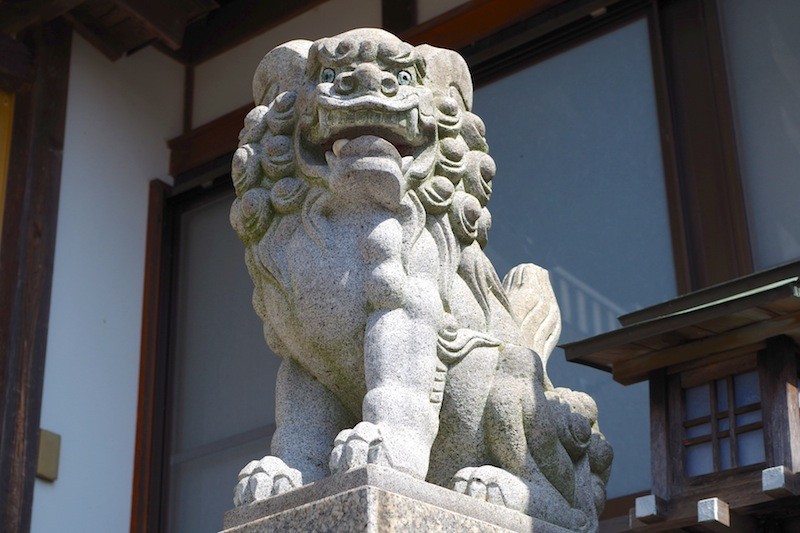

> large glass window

[
  {"left": 167, "top": 193, "right": 280, "bottom": 533},
  {"left": 476, "top": 18, "right": 678, "bottom": 497},
  {"left": 719, "top": 0, "right": 800, "bottom": 270}
]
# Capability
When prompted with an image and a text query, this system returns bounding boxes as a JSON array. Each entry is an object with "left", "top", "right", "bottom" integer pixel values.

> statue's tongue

[{"left": 336, "top": 135, "right": 402, "bottom": 166}]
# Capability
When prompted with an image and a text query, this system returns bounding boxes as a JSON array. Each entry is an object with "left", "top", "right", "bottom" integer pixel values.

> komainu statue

[{"left": 229, "top": 28, "right": 613, "bottom": 531}]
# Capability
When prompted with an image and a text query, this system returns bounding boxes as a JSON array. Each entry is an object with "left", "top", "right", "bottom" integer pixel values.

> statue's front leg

[
  {"left": 329, "top": 213, "right": 444, "bottom": 479},
  {"left": 330, "top": 297, "right": 443, "bottom": 479}
]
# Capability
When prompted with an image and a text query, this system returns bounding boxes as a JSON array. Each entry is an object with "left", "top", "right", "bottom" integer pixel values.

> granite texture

[
  {"left": 223, "top": 465, "right": 573, "bottom": 533},
  {"left": 228, "top": 28, "right": 613, "bottom": 531}
]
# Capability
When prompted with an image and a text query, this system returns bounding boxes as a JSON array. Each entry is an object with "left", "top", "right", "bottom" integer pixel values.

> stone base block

[{"left": 222, "top": 465, "right": 572, "bottom": 532}]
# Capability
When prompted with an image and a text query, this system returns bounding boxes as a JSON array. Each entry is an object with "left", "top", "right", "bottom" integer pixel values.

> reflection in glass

[
  {"left": 733, "top": 371, "right": 760, "bottom": 407},
  {"left": 685, "top": 385, "right": 710, "bottom": 420},
  {"left": 169, "top": 195, "right": 281, "bottom": 533},
  {"left": 719, "top": 0, "right": 800, "bottom": 270},
  {"left": 736, "top": 410, "right": 762, "bottom": 428},
  {"left": 686, "top": 423, "right": 711, "bottom": 439},
  {"left": 686, "top": 442, "right": 714, "bottom": 477},
  {"left": 476, "top": 17, "right": 676, "bottom": 498},
  {"left": 738, "top": 430, "right": 766, "bottom": 466}
]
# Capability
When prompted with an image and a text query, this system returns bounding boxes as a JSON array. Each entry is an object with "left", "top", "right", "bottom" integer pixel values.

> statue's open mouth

[{"left": 298, "top": 93, "right": 435, "bottom": 179}]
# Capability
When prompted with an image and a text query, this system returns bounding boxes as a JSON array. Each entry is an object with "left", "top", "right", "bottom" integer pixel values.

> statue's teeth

[{"left": 332, "top": 138, "right": 349, "bottom": 157}]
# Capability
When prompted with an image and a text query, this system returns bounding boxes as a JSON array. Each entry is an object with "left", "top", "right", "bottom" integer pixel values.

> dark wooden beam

[
  {"left": 401, "top": 0, "right": 563, "bottom": 49},
  {"left": 0, "top": 32, "right": 34, "bottom": 92},
  {"left": 63, "top": 11, "right": 127, "bottom": 61},
  {"left": 165, "top": 0, "right": 327, "bottom": 65},
  {"left": 0, "top": 0, "right": 86, "bottom": 34},
  {"left": 758, "top": 337, "right": 800, "bottom": 472},
  {"left": 130, "top": 179, "right": 172, "bottom": 533},
  {"left": 382, "top": 0, "right": 416, "bottom": 35},
  {"left": 0, "top": 19, "right": 71, "bottom": 533},
  {"left": 113, "top": 0, "right": 190, "bottom": 50},
  {"left": 168, "top": 103, "right": 249, "bottom": 176}
]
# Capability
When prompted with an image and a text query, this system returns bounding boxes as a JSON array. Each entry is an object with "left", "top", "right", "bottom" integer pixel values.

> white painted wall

[
  {"left": 193, "top": 0, "right": 381, "bottom": 126},
  {"left": 30, "top": 35, "right": 183, "bottom": 533},
  {"left": 417, "top": 0, "right": 469, "bottom": 23}
]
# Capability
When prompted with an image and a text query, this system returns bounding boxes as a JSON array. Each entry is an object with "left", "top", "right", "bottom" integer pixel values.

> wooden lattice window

[{"left": 682, "top": 370, "right": 765, "bottom": 477}]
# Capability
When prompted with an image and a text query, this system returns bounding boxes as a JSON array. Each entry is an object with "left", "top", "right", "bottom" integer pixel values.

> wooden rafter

[
  {"left": 164, "top": 0, "right": 328, "bottom": 65},
  {"left": 113, "top": 0, "right": 216, "bottom": 50},
  {"left": 0, "top": 0, "right": 87, "bottom": 34}
]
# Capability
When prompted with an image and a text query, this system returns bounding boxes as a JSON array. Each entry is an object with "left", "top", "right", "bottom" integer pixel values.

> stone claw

[
  {"left": 452, "top": 465, "right": 591, "bottom": 532},
  {"left": 233, "top": 456, "right": 303, "bottom": 507},
  {"left": 329, "top": 421, "right": 392, "bottom": 473},
  {"left": 452, "top": 466, "right": 510, "bottom": 508}
]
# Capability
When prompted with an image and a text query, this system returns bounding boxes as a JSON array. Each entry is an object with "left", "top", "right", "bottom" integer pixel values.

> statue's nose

[{"left": 335, "top": 64, "right": 398, "bottom": 97}]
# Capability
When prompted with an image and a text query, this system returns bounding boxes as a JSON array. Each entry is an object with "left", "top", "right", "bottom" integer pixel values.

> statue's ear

[
  {"left": 253, "top": 39, "right": 313, "bottom": 106},
  {"left": 415, "top": 44, "right": 473, "bottom": 111}
]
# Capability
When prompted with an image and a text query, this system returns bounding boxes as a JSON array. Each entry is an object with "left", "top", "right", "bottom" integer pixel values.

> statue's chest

[{"left": 283, "top": 219, "right": 382, "bottom": 343}]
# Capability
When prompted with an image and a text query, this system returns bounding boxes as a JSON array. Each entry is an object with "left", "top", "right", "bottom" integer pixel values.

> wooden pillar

[{"left": 0, "top": 20, "right": 71, "bottom": 532}]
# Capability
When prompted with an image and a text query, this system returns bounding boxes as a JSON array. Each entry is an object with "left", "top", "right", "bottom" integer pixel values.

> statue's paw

[
  {"left": 329, "top": 421, "right": 393, "bottom": 474},
  {"left": 233, "top": 456, "right": 303, "bottom": 507},
  {"left": 451, "top": 465, "right": 591, "bottom": 531},
  {"left": 452, "top": 465, "right": 525, "bottom": 510}
]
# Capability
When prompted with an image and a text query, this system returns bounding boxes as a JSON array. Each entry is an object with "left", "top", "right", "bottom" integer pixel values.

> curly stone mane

[{"left": 230, "top": 34, "right": 506, "bottom": 328}]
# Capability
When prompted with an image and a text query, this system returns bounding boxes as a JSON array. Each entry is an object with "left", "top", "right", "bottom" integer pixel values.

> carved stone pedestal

[{"left": 221, "top": 465, "right": 571, "bottom": 532}]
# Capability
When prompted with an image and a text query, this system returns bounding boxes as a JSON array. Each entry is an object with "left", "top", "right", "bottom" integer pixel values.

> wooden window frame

[
  {"left": 132, "top": 175, "right": 238, "bottom": 532},
  {"left": 0, "top": 20, "right": 72, "bottom": 533},
  {"left": 679, "top": 363, "right": 766, "bottom": 479},
  {"left": 137, "top": 0, "right": 760, "bottom": 528}
]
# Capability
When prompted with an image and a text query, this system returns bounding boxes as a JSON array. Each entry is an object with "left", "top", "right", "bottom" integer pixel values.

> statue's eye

[
  {"left": 398, "top": 70, "right": 413, "bottom": 85},
  {"left": 320, "top": 68, "right": 335, "bottom": 83}
]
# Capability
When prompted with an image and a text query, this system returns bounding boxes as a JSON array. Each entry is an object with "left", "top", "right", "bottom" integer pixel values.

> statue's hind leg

[
  {"left": 451, "top": 344, "right": 597, "bottom": 531},
  {"left": 452, "top": 465, "right": 592, "bottom": 531}
]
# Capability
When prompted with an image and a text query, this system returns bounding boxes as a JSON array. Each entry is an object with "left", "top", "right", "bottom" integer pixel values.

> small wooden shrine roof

[{"left": 562, "top": 260, "right": 800, "bottom": 385}]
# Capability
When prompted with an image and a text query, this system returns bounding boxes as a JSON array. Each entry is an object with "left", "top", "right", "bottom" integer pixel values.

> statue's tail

[{"left": 502, "top": 263, "right": 561, "bottom": 379}]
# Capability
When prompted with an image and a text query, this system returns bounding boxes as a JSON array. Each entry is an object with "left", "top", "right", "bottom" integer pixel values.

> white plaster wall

[
  {"left": 193, "top": 0, "right": 381, "bottom": 126},
  {"left": 30, "top": 35, "right": 183, "bottom": 533},
  {"left": 417, "top": 0, "right": 469, "bottom": 23}
]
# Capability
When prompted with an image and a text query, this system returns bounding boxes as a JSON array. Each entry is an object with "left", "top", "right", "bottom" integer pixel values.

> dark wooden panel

[
  {"left": 0, "top": 19, "right": 71, "bottom": 533},
  {"left": 114, "top": 0, "right": 190, "bottom": 50},
  {"left": 168, "top": 0, "right": 327, "bottom": 65},
  {"left": 657, "top": 0, "right": 752, "bottom": 290},
  {"left": 130, "top": 179, "right": 172, "bottom": 533},
  {"left": 401, "top": 0, "right": 564, "bottom": 50},
  {"left": 167, "top": 103, "right": 249, "bottom": 176},
  {"left": 0, "top": 32, "right": 34, "bottom": 92},
  {"left": 63, "top": 9, "right": 127, "bottom": 60},
  {"left": 758, "top": 337, "right": 800, "bottom": 472},
  {"left": 650, "top": 370, "right": 671, "bottom": 499},
  {"left": 382, "top": 0, "right": 416, "bottom": 35},
  {"left": 0, "top": 0, "right": 87, "bottom": 34}
]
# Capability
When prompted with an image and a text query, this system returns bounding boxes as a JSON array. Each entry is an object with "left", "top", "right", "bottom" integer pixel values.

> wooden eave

[
  {"left": 563, "top": 260, "right": 800, "bottom": 385},
  {"left": 0, "top": 0, "right": 219, "bottom": 61}
]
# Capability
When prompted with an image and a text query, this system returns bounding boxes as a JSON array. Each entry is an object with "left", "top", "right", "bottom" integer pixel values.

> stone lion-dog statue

[{"left": 229, "top": 28, "right": 612, "bottom": 531}]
